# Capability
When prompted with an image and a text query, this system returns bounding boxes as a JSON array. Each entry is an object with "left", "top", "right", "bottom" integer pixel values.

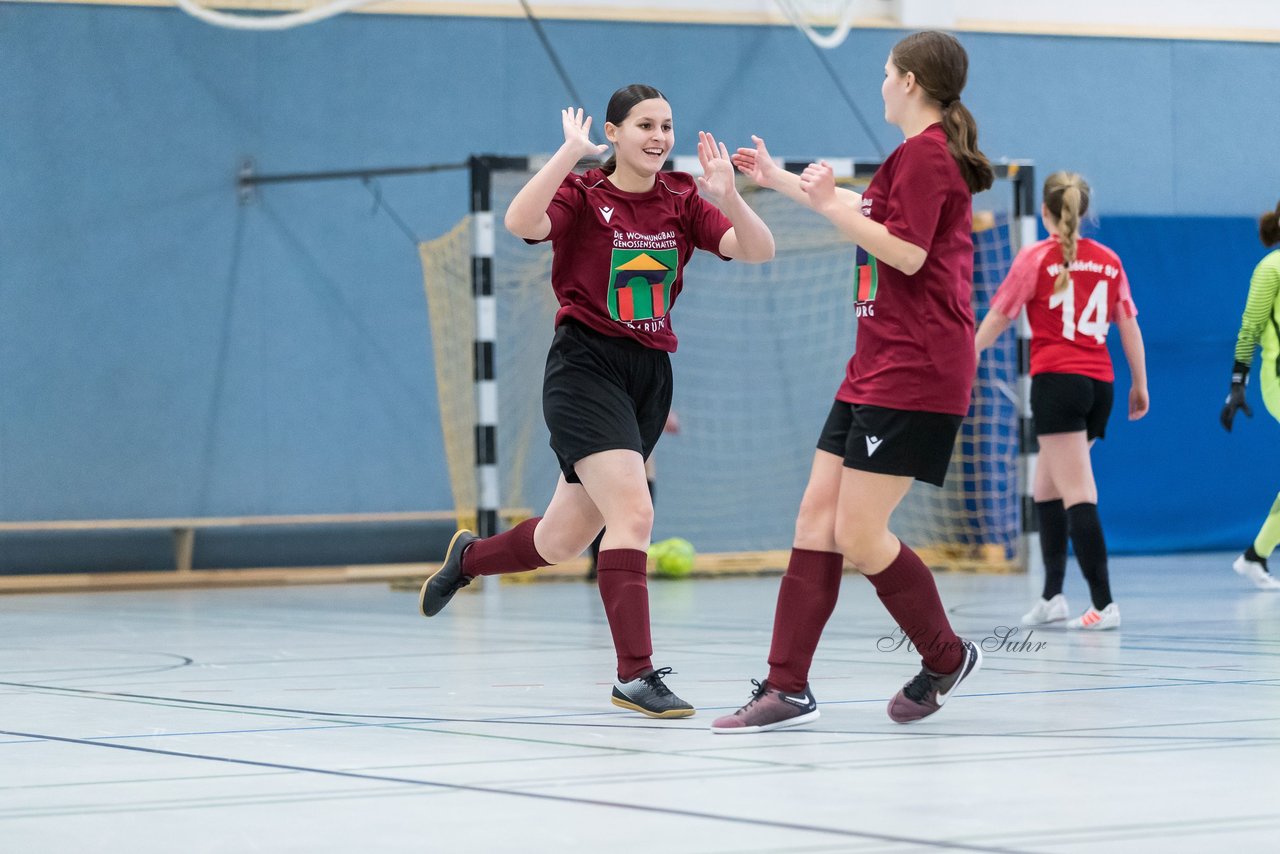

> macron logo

[
  {"left": 599, "top": 206, "right": 615, "bottom": 223},
  {"left": 866, "top": 435, "right": 884, "bottom": 457}
]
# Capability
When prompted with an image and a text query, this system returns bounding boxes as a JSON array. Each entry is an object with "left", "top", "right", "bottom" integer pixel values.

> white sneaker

[
  {"left": 1232, "top": 553, "right": 1280, "bottom": 590},
  {"left": 1067, "top": 602, "right": 1120, "bottom": 631},
  {"left": 1021, "top": 594, "right": 1069, "bottom": 626}
]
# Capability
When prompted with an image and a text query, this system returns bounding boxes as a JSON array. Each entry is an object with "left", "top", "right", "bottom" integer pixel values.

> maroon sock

[
  {"left": 866, "top": 541, "right": 963, "bottom": 674},
  {"left": 461, "top": 517, "right": 548, "bottom": 577},
  {"left": 766, "top": 548, "right": 844, "bottom": 693},
  {"left": 596, "top": 548, "right": 653, "bottom": 681}
]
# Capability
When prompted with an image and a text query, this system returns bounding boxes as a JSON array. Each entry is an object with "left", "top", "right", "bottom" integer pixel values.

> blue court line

[
  {"left": 0, "top": 680, "right": 668, "bottom": 726},
  {"left": 0, "top": 722, "right": 372, "bottom": 746},
  {"left": 6, "top": 678, "right": 1279, "bottom": 748},
  {"left": 0, "top": 727, "right": 1031, "bottom": 853},
  {"left": 0, "top": 651, "right": 195, "bottom": 680},
  {"left": 1103, "top": 644, "right": 1280, "bottom": 658},
  {"left": 7, "top": 673, "right": 1279, "bottom": 722}
]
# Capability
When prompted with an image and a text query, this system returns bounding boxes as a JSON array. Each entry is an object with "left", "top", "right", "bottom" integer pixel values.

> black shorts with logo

[
  {"left": 1031, "top": 372, "right": 1114, "bottom": 440},
  {"left": 542, "top": 320, "right": 673, "bottom": 483},
  {"left": 816, "top": 401, "right": 963, "bottom": 487}
]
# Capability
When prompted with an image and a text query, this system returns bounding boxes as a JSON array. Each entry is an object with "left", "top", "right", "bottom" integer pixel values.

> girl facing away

[
  {"left": 712, "top": 30, "right": 993, "bottom": 733},
  {"left": 975, "top": 171, "right": 1150, "bottom": 630}
]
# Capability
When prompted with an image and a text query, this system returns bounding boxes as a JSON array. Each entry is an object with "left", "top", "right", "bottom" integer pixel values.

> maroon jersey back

[
  {"left": 839, "top": 123, "right": 976, "bottom": 416},
  {"left": 991, "top": 237, "right": 1138, "bottom": 382},
  {"left": 532, "top": 168, "right": 732, "bottom": 352}
]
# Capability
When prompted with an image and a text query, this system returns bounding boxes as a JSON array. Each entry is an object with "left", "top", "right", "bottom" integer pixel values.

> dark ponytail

[
  {"left": 1260, "top": 200, "right": 1280, "bottom": 247},
  {"left": 892, "top": 31, "right": 993, "bottom": 194},
  {"left": 940, "top": 99, "right": 994, "bottom": 194},
  {"left": 600, "top": 83, "right": 667, "bottom": 175}
]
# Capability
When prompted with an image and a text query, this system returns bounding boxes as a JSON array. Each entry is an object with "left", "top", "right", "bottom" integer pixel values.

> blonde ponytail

[{"left": 1043, "top": 172, "right": 1091, "bottom": 293}]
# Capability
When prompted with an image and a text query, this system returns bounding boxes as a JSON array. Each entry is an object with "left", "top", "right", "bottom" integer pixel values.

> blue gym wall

[{"left": 2, "top": 5, "right": 1278, "bottom": 567}]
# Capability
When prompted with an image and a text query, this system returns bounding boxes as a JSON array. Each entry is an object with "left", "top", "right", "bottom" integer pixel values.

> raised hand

[
  {"left": 561, "top": 108, "right": 609, "bottom": 159},
  {"left": 731, "top": 135, "right": 779, "bottom": 188},
  {"left": 696, "top": 131, "right": 739, "bottom": 206},
  {"left": 799, "top": 160, "right": 837, "bottom": 211}
]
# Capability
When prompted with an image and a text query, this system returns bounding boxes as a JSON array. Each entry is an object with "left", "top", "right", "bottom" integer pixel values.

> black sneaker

[
  {"left": 887, "top": 638, "right": 982, "bottom": 723},
  {"left": 418, "top": 530, "right": 478, "bottom": 616},
  {"left": 611, "top": 667, "right": 695, "bottom": 718}
]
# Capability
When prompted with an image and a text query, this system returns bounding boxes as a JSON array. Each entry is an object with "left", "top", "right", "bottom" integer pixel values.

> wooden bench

[{"left": 0, "top": 510, "right": 530, "bottom": 593}]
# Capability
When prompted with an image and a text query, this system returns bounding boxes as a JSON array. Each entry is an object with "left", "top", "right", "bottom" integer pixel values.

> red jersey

[
  {"left": 838, "top": 123, "right": 976, "bottom": 416},
  {"left": 533, "top": 168, "right": 732, "bottom": 352},
  {"left": 991, "top": 237, "right": 1138, "bottom": 382}
]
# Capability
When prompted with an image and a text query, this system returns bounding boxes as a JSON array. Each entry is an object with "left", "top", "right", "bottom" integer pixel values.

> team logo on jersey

[
  {"left": 599, "top": 206, "right": 615, "bottom": 223},
  {"left": 854, "top": 246, "right": 879, "bottom": 317},
  {"left": 607, "top": 248, "right": 678, "bottom": 322}
]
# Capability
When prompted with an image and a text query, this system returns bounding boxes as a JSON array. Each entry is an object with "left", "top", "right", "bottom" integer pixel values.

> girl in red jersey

[
  {"left": 975, "top": 172, "right": 1149, "bottom": 631},
  {"left": 712, "top": 31, "right": 993, "bottom": 733},
  {"left": 419, "top": 84, "right": 775, "bottom": 718}
]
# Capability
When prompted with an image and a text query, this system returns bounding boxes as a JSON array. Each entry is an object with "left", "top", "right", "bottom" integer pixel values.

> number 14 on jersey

[{"left": 1049, "top": 279, "right": 1109, "bottom": 344}]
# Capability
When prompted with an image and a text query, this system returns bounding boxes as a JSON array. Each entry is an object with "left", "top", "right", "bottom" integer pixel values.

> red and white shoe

[{"left": 1067, "top": 602, "right": 1120, "bottom": 631}]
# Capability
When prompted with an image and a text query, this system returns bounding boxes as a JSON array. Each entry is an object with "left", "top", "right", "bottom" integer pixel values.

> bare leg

[
  {"left": 571, "top": 449, "right": 658, "bottom": 682},
  {"left": 837, "top": 469, "right": 963, "bottom": 674}
]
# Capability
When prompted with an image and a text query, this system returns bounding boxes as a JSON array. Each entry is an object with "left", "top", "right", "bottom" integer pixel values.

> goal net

[{"left": 421, "top": 157, "right": 1032, "bottom": 571}]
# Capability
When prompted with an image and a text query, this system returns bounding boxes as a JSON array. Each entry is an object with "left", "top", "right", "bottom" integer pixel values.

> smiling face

[{"left": 605, "top": 98, "right": 674, "bottom": 179}]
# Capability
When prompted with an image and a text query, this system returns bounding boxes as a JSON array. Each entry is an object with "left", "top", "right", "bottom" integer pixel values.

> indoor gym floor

[{"left": 2, "top": 552, "right": 1278, "bottom": 853}]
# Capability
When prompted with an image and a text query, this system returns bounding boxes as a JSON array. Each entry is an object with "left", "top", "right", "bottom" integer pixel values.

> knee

[
  {"left": 1060, "top": 487, "right": 1098, "bottom": 507},
  {"left": 602, "top": 499, "right": 654, "bottom": 545},
  {"left": 535, "top": 522, "right": 601, "bottom": 565},
  {"left": 834, "top": 525, "right": 879, "bottom": 572},
  {"left": 794, "top": 494, "right": 835, "bottom": 548}
]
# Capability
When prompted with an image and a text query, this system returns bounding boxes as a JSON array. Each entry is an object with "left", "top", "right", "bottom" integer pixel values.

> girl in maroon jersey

[
  {"left": 975, "top": 172, "right": 1149, "bottom": 631},
  {"left": 418, "top": 84, "right": 775, "bottom": 718},
  {"left": 713, "top": 31, "right": 992, "bottom": 733}
]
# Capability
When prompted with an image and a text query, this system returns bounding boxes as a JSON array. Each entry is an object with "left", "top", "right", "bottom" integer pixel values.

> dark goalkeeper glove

[{"left": 1220, "top": 361, "right": 1253, "bottom": 432}]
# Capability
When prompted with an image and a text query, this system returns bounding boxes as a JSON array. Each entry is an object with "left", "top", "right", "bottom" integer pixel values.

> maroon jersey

[
  {"left": 532, "top": 168, "right": 732, "bottom": 352},
  {"left": 838, "top": 123, "right": 976, "bottom": 416},
  {"left": 991, "top": 237, "right": 1138, "bottom": 382}
]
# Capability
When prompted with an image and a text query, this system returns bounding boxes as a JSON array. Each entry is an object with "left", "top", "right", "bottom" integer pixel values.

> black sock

[
  {"left": 1037, "top": 499, "right": 1068, "bottom": 600},
  {"left": 1067, "top": 502, "right": 1112, "bottom": 610},
  {"left": 587, "top": 530, "right": 603, "bottom": 578}
]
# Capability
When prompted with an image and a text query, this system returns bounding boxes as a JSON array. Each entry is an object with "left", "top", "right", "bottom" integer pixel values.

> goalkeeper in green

[{"left": 1221, "top": 199, "right": 1280, "bottom": 590}]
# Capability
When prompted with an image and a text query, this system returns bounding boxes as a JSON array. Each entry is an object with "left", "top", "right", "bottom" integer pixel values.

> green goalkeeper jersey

[{"left": 1235, "top": 249, "right": 1280, "bottom": 367}]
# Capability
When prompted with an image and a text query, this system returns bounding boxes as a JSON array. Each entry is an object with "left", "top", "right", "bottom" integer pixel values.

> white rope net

[
  {"left": 773, "top": 0, "right": 865, "bottom": 49},
  {"left": 172, "top": 0, "right": 382, "bottom": 31}
]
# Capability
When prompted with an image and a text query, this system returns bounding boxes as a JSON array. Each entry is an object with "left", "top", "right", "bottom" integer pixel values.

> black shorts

[
  {"left": 542, "top": 320, "right": 672, "bottom": 483},
  {"left": 816, "top": 401, "right": 963, "bottom": 487},
  {"left": 1031, "top": 373, "right": 1114, "bottom": 440}
]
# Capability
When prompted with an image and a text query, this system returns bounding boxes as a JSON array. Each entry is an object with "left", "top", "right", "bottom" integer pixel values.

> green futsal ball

[{"left": 650, "top": 537, "right": 696, "bottom": 578}]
